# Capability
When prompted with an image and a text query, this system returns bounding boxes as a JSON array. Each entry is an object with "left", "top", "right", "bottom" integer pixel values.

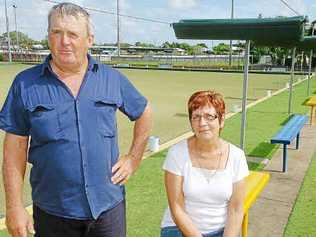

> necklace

[{"left": 193, "top": 140, "right": 223, "bottom": 183}]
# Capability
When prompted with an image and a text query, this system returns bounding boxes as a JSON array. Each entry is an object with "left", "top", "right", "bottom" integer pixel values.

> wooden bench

[
  {"left": 306, "top": 96, "right": 316, "bottom": 125},
  {"left": 270, "top": 114, "right": 308, "bottom": 172},
  {"left": 242, "top": 171, "right": 270, "bottom": 237}
]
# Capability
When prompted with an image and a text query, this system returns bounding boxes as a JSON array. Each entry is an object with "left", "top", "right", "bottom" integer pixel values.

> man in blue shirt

[{"left": 0, "top": 2, "right": 152, "bottom": 237}]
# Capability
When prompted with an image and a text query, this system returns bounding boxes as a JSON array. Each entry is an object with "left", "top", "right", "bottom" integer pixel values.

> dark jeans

[
  {"left": 161, "top": 226, "right": 224, "bottom": 237},
  {"left": 33, "top": 200, "right": 126, "bottom": 237}
]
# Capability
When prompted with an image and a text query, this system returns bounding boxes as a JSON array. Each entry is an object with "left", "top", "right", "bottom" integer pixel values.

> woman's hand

[{"left": 223, "top": 179, "right": 246, "bottom": 237}]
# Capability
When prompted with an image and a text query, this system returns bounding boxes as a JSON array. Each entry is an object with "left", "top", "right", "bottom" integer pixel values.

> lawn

[
  {"left": 0, "top": 63, "right": 313, "bottom": 236},
  {"left": 106, "top": 59, "right": 244, "bottom": 69},
  {"left": 283, "top": 152, "right": 316, "bottom": 237},
  {"left": 221, "top": 77, "right": 315, "bottom": 158},
  {"left": 125, "top": 77, "right": 316, "bottom": 237},
  {"left": 132, "top": 77, "right": 315, "bottom": 237},
  {"left": 118, "top": 68, "right": 296, "bottom": 153},
  {"left": 0, "top": 64, "right": 298, "bottom": 154}
]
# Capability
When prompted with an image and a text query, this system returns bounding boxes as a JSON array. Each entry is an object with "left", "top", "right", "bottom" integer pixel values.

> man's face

[{"left": 48, "top": 14, "right": 94, "bottom": 67}]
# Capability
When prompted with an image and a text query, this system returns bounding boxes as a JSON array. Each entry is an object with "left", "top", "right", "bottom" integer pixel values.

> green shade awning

[
  {"left": 172, "top": 16, "right": 306, "bottom": 47},
  {"left": 297, "top": 36, "right": 316, "bottom": 51}
]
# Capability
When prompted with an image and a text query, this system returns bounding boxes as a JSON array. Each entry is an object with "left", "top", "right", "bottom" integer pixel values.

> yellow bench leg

[
  {"left": 311, "top": 106, "right": 316, "bottom": 125},
  {"left": 242, "top": 212, "right": 249, "bottom": 237}
]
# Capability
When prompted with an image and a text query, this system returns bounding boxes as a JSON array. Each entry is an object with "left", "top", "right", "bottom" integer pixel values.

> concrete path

[{"left": 248, "top": 123, "right": 316, "bottom": 237}]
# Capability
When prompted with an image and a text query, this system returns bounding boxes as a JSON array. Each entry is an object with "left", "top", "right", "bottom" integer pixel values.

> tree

[
  {"left": 2, "top": 31, "right": 36, "bottom": 49},
  {"left": 197, "top": 43, "right": 207, "bottom": 48},
  {"left": 135, "top": 42, "right": 156, "bottom": 48},
  {"left": 250, "top": 43, "right": 270, "bottom": 64},
  {"left": 119, "top": 42, "right": 131, "bottom": 48},
  {"left": 40, "top": 36, "right": 49, "bottom": 49},
  {"left": 161, "top": 41, "right": 172, "bottom": 48},
  {"left": 190, "top": 45, "right": 204, "bottom": 55},
  {"left": 161, "top": 42, "right": 210, "bottom": 55},
  {"left": 251, "top": 42, "right": 291, "bottom": 65},
  {"left": 212, "top": 43, "right": 230, "bottom": 55}
]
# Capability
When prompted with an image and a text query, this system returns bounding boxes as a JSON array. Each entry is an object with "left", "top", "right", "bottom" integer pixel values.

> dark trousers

[{"left": 33, "top": 201, "right": 126, "bottom": 237}]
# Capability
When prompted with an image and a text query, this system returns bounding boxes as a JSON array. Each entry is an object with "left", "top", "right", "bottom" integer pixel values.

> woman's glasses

[{"left": 191, "top": 113, "right": 218, "bottom": 122}]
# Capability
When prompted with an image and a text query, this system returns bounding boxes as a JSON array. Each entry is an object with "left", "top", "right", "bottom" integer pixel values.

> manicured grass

[
  {"left": 0, "top": 230, "right": 10, "bottom": 237},
  {"left": 0, "top": 63, "right": 314, "bottom": 236},
  {"left": 126, "top": 150, "right": 167, "bottom": 237},
  {"left": 118, "top": 68, "right": 295, "bottom": 154},
  {"left": 0, "top": 63, "right": 298, "bottom": 153},
  {"left": 0, "top": 228, "right": 32, "bottom": 237},
  {"left": 0, "top": 64, "right": 294, "bottom": 154},
  {"left": 247, "top": 161, "right": 265, "bottom": 170},
  {"left": 107, "top": 59, "right": 243, "bottom": 69},
  {"left": 221, "top": 78, "right": 315, "bottom": 159},
  {"left": 124, "top": 77, "right": 316, "bottom": 237},
  {"left": 0, "top": 64, "right": 34, "bottom": 220},
  {"left": 0, "top": 150, "right": 167, "bottom": 237},
  {"left": 283, "top": 152, "right": 316, "bottom": 237}
]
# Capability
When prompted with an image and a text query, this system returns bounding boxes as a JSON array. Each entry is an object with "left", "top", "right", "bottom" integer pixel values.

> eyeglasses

[{"left": 191, "top": 113, "right": 218, "bottom": 122}]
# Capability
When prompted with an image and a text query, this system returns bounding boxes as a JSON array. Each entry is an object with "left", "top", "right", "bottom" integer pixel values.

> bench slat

[
  {"left": 270, "top": 114, "right": 308, "bottom": 172},
  {"left": 306, "top": 96, "right": 316, "bottom": 106},
  {"left": 244, "top": 171, "right": 270, "bottom": 211},
  {"left": 271, "top": 115, "right": 308, "bottom": 144},
  {"left": 306, "top": 96, "right": 316, "bottom": 125},
  {"left": 242, "top": 171, "right": 270, "bottom": 237}
]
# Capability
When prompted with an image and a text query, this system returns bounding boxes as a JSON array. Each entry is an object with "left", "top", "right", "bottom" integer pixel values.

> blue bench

[{"left": 271, "top": 114, "right": 308, "bottom": 172}]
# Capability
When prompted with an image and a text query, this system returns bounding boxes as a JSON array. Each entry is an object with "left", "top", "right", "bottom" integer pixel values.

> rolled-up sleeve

[
  {"left": 0, "top": 80, "right": 29, "bottom": 136},
  {"left": 118, "top": 73, "right": 147, "bottom": 121}
]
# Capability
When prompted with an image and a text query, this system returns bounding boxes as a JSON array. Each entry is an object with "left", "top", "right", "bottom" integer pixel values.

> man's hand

[
  {"left": 111, "top": 154, "right": 141, "bottom": 185},
  {"left": 111, "top": 103, "right": 152, "bottom": 185},
  {"left": 5, "top": 206, "right": 35, "bottom": 237},
  {"left": 3, "top": 133, "right": 31, "bottom": 237}
]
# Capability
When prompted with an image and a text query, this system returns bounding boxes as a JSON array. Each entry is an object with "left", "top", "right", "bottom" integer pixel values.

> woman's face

[{"left": 190, "top": 105, "right": 224, "bottom": 141}]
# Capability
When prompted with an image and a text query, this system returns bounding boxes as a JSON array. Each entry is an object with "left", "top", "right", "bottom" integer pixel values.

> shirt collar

[
  {"left": 87, "top": 54, "right": 99, "bottom": 72},
  {"left": 40, "top": 54, "right": 99, "bottom": 76}
]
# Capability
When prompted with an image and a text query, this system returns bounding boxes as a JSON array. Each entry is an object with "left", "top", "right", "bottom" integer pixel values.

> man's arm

[
  {"left": 111, "top": 103, "right": 152, "bottom": 185},
  {"left": 2, "top": 132, "right": 34, "bottom": 237}
]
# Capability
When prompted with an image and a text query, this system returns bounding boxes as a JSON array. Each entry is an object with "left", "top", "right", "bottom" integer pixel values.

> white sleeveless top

[{"left": 161, "top": 139, "right": 249, "bottom": 234}]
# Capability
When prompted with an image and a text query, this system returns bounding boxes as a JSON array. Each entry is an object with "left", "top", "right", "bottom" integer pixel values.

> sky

[{"left": 1, "top": 0, "right": 316, "bottom": 46}]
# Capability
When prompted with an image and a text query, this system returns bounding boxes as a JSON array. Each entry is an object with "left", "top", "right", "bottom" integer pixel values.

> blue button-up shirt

[{"left": 0, "top": 55, "right": 147, "bottom": 219}]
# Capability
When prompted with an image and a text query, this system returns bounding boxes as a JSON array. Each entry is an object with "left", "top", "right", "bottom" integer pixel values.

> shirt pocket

[
  {"left": 26, "top": 103, "right": 62, "bottom": 143},
  {"left": 94, "top": 98, "right": 117, "bottom": 137}
]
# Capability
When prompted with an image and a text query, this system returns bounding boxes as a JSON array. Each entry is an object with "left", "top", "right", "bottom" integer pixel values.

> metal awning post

[
  {"left": 288, "top": 47, "right": 296, "bottom": 115},
  {"left": 307, "top": 23, "right": 315, "bottom": 96},
  {"left": 240, "top": 40, "right": 250, "bottom": 150},
  {"left": 307, "top": 49, "right": 313, "bottom": 96}
]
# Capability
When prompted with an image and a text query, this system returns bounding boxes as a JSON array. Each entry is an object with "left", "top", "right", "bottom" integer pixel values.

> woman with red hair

[{"left": 160, "top": 90, "right": 249, "bottom": 237}]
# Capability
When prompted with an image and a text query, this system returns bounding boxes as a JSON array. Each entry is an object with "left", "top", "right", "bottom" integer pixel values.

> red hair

[{"left": 188, "top": 90, "right": 225, "bottom": 124}]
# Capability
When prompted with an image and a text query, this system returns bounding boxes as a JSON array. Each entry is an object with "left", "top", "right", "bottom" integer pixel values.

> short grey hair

[{"left": 48, "top": 2, "right": 94, "bottom": 36}]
